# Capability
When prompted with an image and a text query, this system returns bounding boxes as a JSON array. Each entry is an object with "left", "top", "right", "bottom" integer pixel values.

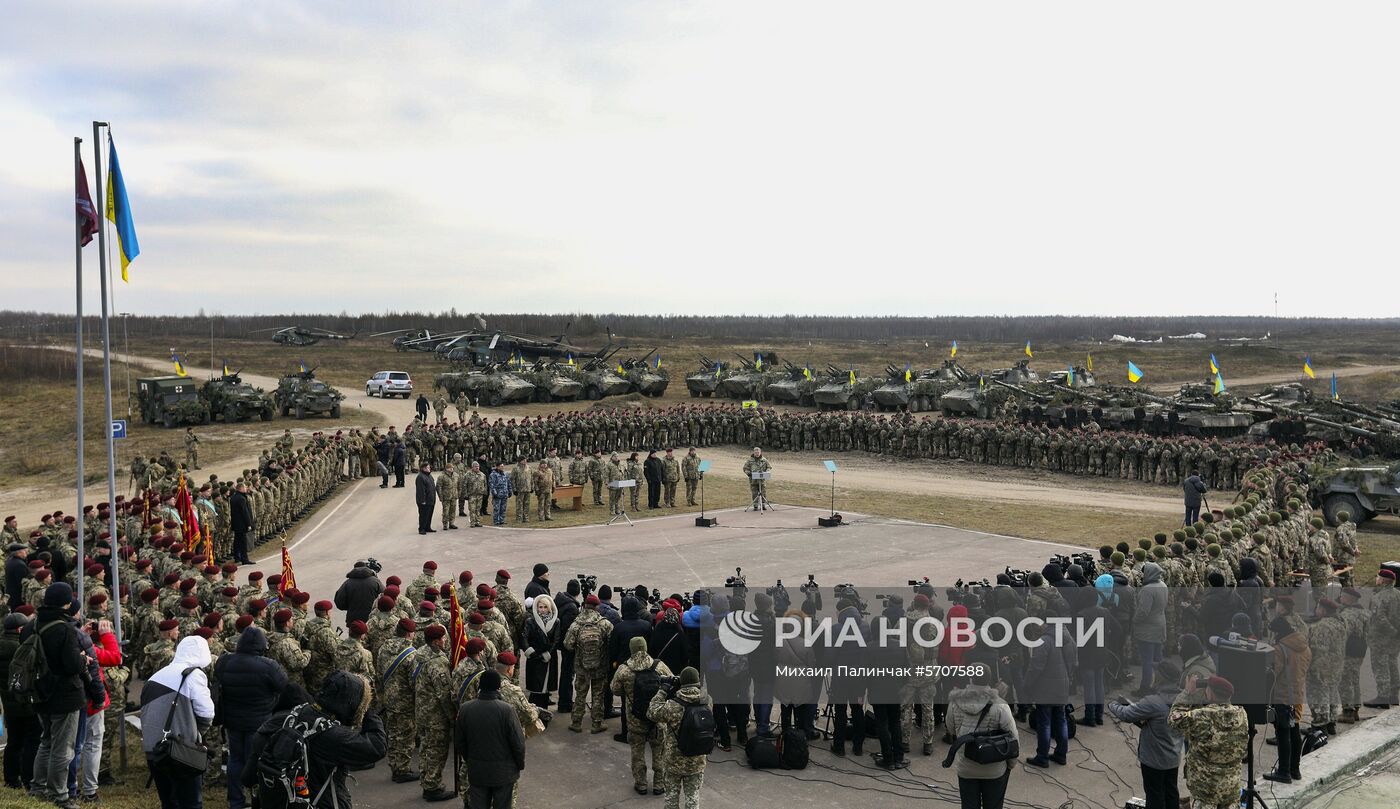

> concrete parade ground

[{"left": 258, "top": 485, "right": 1392, "bottom": 809}]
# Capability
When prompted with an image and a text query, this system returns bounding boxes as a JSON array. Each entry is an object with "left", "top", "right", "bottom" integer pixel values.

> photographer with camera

[
  {"left": 553, "top": 578, "right": 582, "bottom": 714},
  {"left": 826, "top": 601, "right": 868, "bottom": 758},
  {"left": 944, "top": 651, "right": 1016, "bottom": 809},
  {"left": 334, "top": 559, "right": 383, "bottom": 628},
  {"left": 1168, "top": 675, "right": 1247, "bottom": 809},
  {"left": 1107, "top": 659, "right": 1183, "bottom": 809}
]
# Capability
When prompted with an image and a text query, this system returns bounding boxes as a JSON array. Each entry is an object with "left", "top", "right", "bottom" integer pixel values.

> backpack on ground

[
  {"left": 575, "top": 619, "right": 607, "bottom": 674},
  {"left": 744, "top": 727, "right": 809, "bottom": 770},
  {"left": 779, "top": 727, "right": 810, "bottom": 770},
  {"left": 744, "top": 735, "right": 782, "bottom": 769},
  {"left": 675, "top": 700, "right": 717, "bottom": 757},
  {"left": 8, "top": 620, "right": 64, "bottom": 706},
  {"left": 254, "top": 706, "right": 340, "bottom": 809}
]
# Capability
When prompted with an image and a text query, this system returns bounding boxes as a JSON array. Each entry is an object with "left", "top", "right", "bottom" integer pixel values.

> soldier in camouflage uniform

[
  {"left": 612, "top": 636, "right": 673, "bottom": 794},
  {"left": 493, "top": 571, "right": 525, "bottom": 653},
  {"left": 532, "top": 460, "right": 555, "bottom": 522},
  {"left": 1169, "top": 676, "right": 1248, "bottom": 809},
  {"left": 1332, "top": 511, "right": 1359, "bottom": 586},
  {"left": 647, "top": 666, "right": 710, "bottom": 809},
  {"left": 414, "top": 624, "right": 455, "bottom": 801},
  {"left": 1364, "top": 569, "right": 1400, "bottom": 708},
  {"left": 408, "top": 560, "right": 440, "bottom": 607},
  {"left": 901, "top": 594, "right": 939, "bottom": 755},
  {"left": 564, "top": 595, "right": 613, "bottom": 733},
  {"left": 141, "top": 620, "right": 180, "bottom": 680},
  {"left": 437, "top": 463, "right": 459, "bottom": 530},
  {"left": 266, "top": 609, "right": 311, "bottom": 689},
  {"left": 460, "top": 461, "right": 486, "bottom": 527},
  {"left": 1307, "top": 598, "right": 1346, "bottom": 731},
  {"left": 681, "top": 448, "right": 702, "bottom": 507},
  {"left": 303, "top": 600, "right": 340, "bottom": 693},
  {"left": 336, "top": 621, "right": 377, "bottom": 704},
  {"left": 376, "top": 618, "right": 420, "bottom": 783},
  {"left": 509, "top": 458, "right": 532, "bottom": 523},
  {"left": 1338, "top": 587, "right": 1369, "bottom": 723}
]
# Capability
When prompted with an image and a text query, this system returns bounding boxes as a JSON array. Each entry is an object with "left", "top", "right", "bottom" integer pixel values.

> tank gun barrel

[
  {"left": 1244, "top": 398, "right": 1378, "bottom": 439},
  {"left": 989, "top": 377, "right": 1049, "bottom": 403},
  {"left": 1048, "top": 383, "right": 1108, "bottom": 405},
  {"left": 1329, "top": 399, "right": 1400, "bottom": 430}
]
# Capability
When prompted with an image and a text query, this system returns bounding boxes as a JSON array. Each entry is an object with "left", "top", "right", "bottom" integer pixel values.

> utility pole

[{"left": 121, "top": 312, "right": 132, "bottom": 416}]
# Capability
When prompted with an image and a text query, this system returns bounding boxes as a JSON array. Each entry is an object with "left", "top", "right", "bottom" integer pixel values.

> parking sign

[{"left": 111, "top": 419, "right": 127, "bottom": 439}]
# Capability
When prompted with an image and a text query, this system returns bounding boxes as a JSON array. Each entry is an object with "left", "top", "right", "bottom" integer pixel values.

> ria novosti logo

[{"left": 717, "top": 610, "right": 764, "bottom": 655}]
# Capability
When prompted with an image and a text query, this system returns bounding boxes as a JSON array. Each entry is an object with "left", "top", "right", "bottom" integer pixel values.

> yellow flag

[
  {"left": 1024, "top": 341, "right": 1033, "bottom": 358},
  {"left": 1303, "top": 356, "right": 1315, "bottom": 379},
  {"left": 848, "top": 369, "right": 856, "bottom": 384},
  {"left": 1086, "top": 353, "right": 1093, "bottom": 372}
]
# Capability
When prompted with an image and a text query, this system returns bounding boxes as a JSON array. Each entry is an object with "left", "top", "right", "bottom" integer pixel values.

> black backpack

[
  {"left": 631, "top": 660, "right": 665, "bottom": 723},
  {"left": 744, "top": 728, "right": 809, "bottom": 770},
  {"left": 779, "top": 727, "right": 809, "bottom": 770},
  {"left": 8, "top": 620, "right": 65, "bottom": 706},
  {"left": 675, "top": 700, "right": 716, "bottom": 757},
  {"left": 254, "top": 707, "right": 339, "bottom": 809}
]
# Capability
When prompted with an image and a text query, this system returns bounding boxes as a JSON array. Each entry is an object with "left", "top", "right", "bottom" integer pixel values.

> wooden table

[{"left": 554, "top": 484, "right": 585, "bottom": 511}]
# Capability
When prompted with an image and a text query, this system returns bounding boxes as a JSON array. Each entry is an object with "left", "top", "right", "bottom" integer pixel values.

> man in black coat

[
  {"left": 334, "top": 562, "right": 384, "bottom": 627},
  {"left": 554, "top": 579, "right": 581, "bottom": 713},
  {"left": 524, "top": 563, "right": 550, "bottom": 600},
  {"left": 246, "top": 670, "right": 386, "bottom": 809},
  {"left": 415, "top": 393, "right": 430, "bottom": 423},
  {"left": 415, "top": 462, "right": 437, "bottom": 535},
  {"left": 230, "top": 482, "right": 255, "bottom": 564},
  {"left": 31, "top": 583, "right": 88, "bottom": 806},
  {"left": 1183, "top": 470, "right": 1207, "bottom": 525},
  {"left": 392, "top": 442, "right": 407, "bottom": 488},
  {"left": 4, "top": 543, "right": 29, "bottom": 611},
  {"left": 376, "top": 438, "right": 392, "bottom": 488},
  {"left": 214, "top": 627, "right": 289, "bottom": 809},
  {"left": 454, "top": 669, "right": 525, "bottom": 809},
  {"left": 643, "top": 450, "right": 663, "bottom": 510},
  {"left": 607, "top": 596, "right": 654, "bottom": 741}
]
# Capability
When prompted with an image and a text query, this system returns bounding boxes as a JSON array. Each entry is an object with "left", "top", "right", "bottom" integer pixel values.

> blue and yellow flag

[
  {"left": 655, "top": 354, "right": 662, "bottom": 370},
  {"left": 979, "top": 373, "right": 985, "bottom": 389},
  {"left": 1086, "top": 353, "right": 1093, "bottom": 372},
  {"left": 848, "top": 369, "right": 856, "bottom": 385},
  {"left": 714, "top": 362, "right": 722, "bottom": 379},
  {"left": 950, "top": 340, "right": 958, "bottom": 359},
  {"left": 1209, "top": 353, "right": 1220, "bottom": 375},
  {"left": 803, "top": 364, "right": 812, "bottom": 381},
  {"left": 566, "top": 353, "right": 574, "bottom": 366},
  {"left": 754, "top": 353, "right": 763, "bottom": 371},
  {"left": 1303, "top": 356, "right": 1315, "bottom": 379},
  {"left": 1067, "top": 366, "right": 1075, "bottom": 387},
  {"left": 222, "top": 359, "right": 231, "bottom": 377},
  {"left": 105, "top": 136, "right": 140, "bottom": 282},
  {"left": 1024, "top": 341, "right": 1033, "bottom": 358},
  {"left": 1213, "top": 372, "right": 1226, "bottom": 395},
  {"left": 616, "top": 362, "right": 625, "bottom": 375},
  {"left": 171, "top": 351, "right": 186, "bottom": 377},
  {"left": 904, "top": 362, "right": 912, "bottom": 383},
  {"left": 298, "top": 359, "right": 308, "bottom": 373},
  {"left": 1127, "top": 361, "right": 1143, "bottom": 383},
  {"left": 1331, "top": 373, "right": 1339, "bottom": 400}
]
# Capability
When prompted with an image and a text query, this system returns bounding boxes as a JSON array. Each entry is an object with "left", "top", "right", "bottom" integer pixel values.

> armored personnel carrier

[
  {"left": 871, "top": 362, "right": 960, "bottom": 412},
  {"left": 1312, "top": 464, "right": 1400, "bottom": 526},
  {"left": 136, "top": 376, "right": 211, "bottom": 428},
  {"left": 685, "top": 355, "right": 727, "bottom": 398},
  {"left": 764, "top": 362, "right": 820, "bottom": 406},
  {"left": 434, "top": 366, "right": 536, "bottom": 407},
  {"left": 274, "top": 369, "right": 344, "bottom": 419},
  {"left": 812, "top": 367, "right": 880, "bottom": 411},
  {"left": 619, "top": 351, "right": 670, "bottom": 397},
  {"left": 519, "top": 363, "right": 583, "bottom": 403},
  {"left": 203, "top": 372, "right": 274, "bottom": 423}
]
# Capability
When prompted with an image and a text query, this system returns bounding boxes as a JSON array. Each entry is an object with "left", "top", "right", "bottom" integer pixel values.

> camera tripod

[{"left": 1244, "top": 724, "right": 1269, "bottom": 809}]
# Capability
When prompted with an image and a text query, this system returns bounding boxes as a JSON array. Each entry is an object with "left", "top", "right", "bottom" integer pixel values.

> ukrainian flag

[
  {"left": 904, "top": 362, "right": 912, "bottom": 383},
  {"left": 1331, "top": 373, "right": 1339, "bottom": 400},
  {"left": 848, "top": 369, "right": 856, "bottom": 385},
  {"left": 979, "top": 374, "right": 985, "bottom": 389},
  {"left": 1213, "top": 372, "right": 1226, "bottom": 395},
  {"left": 566, "top": 353, "right": 574, "bottom": 366},
  {"left": 803, "top": 365, "right": 812, "bottom": 381},
  {"left": 950, "top": 340, "right": 958, "bottom": 359},
  {"left": 298, "top": 359, "right": 308, "bottom": 373},
  {"left": 714, "top": 362, "right": 722, "bottom": 379},
  {"left": 655, "top": 354, "right": 662, "bottom": 370},
  {"left": 105, "top": 137, "right": 140, "bottom": 282},
  {"left": 1209, "top": 353, "right": 1220, "bottom": 375},
  {"left": 1067, "top": 366, "right": 1075, "bottom": 387},
  {"left": 1127, "top": 361, "right": 1143, "bottom": 383},
  {"left": 1303, "top": 356, "right": 1315, "bottom": 379},
  {"left": 1024, "top": 341, "right": 1033, "bottom": 358},
  {"left": 222, "top": 359, "right": 231, "bottom": 377},
  {"left": 171, "top": 352, "right": 186, "bottom": 377}
]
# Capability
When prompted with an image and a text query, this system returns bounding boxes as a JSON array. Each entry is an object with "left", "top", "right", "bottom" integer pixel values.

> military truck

[
  {"left": 434, "top": 366, "right": 536, "bottom": 407},
  {"left": 519, "top": 363, "right": 583, "bottom": 403},
  {"left": 274, "top": 369, "right": 344, "bottom": 419},
  {"left": 1312, "top": 464, "right": 1400, "bottom": 526},
  {"left": 203, "top": 373, "right": 274, "bottom": 423},
  {"left": 136, "top": 376, "right": 211, "bottom": 428},
  {"left": 685, "top": 355, "right": 728, "bottom": 398},
  {"left": 813, "top": 367, "right": 881, "bottom": 411}
]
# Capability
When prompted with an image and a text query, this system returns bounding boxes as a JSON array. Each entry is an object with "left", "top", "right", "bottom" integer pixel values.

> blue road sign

[
  {"left": 111, "top": 419, "right": 128, "bottom": 439},
  {"left": 823, "top": 460, "right": 838, "bottom": 473},
  {"left": 696, "top": 460, "right": 712, "bottom": 473}
]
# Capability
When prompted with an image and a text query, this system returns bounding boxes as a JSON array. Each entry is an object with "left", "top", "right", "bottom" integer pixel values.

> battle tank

[
  {"left": 518, "top": 363, "right": 584, "bottom": 403},
  {"left": 203, "top": 372, "right": 274, "bottom": 423},
  {"left": 871, "top": 362, "right": 961, "bottom": 412},
  {"left": 433, "top": 365, "right": 536, "bottom": 407},
  {"left": 763, "top": 362, "right": 820, "bottom": 406},
  {"left": 813, "top": 366, "right": 881, "bottom": 411},
  {"left": 685, "top": 355, "right": 727, "bottom": 398},
  {"left": 273, "top": 369, "right": 344, "bottom": 419},
  {"left": 618, "top": 350, "right": 670, "bottom": 397},
  {"left": 1244, "top": 387, "right": 1400, "bottom": 455}
]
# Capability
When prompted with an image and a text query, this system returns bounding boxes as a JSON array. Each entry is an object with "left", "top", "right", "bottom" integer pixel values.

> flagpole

[
  {"left": 73, "top": 137, "right": 87, "bottom": 606},
  {"left": 93, "top": 120, "right": 128, "bottom": 770}
]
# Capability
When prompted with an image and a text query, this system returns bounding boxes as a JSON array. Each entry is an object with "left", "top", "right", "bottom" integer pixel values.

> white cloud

[{"left": 3, "top": 1, "right": 1399, "bottom": 317}]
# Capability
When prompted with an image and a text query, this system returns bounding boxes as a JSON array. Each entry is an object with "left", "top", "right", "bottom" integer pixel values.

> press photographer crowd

[{"left": 0, "top": 423, "right": 1396, "bottom": 809}]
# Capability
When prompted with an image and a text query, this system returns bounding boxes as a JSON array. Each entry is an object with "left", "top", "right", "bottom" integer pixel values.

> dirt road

[{"left": 1147, "top": 363, "right": 1400, "bottom": 392}]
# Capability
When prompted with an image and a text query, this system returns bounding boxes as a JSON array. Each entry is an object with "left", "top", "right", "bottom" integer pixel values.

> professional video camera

[
  {"left": 1003, "top": 567, "right": 1029, "bottom": 587},
  {"left": 909, "top": 577, "right": 935, "bottom": 600},
  {"left": 874, "top": 592, "right": 905, "bottom": 611},
  {"left": 833, "top": 582, "right": 868, "bottom": 615},
  {"left": 798, "top": 574, "right": 823, "bottom": 611},
  {"left": 360, "top": 557, "right": 383, "bottom": 575},
  {"left": 575, "top": 573, "right": 598, "bottom": 598},
  {"left": 724, "top": 567, "right": 749, "bottom": 608},
  {"left": 1047, "top": 552, "right": 1098, "bottom": 580},
  {"left": 766, "top": 579, "right": 791, "bottom": 614},
  {"left": 945, "top": 578, "right": 991, "bottom": 610}
]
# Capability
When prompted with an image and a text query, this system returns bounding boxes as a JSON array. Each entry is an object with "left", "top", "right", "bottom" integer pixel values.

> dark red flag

[{"left": 76, "top": 158, "right": 99, "bottom": 246}]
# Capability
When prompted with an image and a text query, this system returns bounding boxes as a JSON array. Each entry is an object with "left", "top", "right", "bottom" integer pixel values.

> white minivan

[{"left": 366, "top": 370, "right": 413, "bottom": 398}]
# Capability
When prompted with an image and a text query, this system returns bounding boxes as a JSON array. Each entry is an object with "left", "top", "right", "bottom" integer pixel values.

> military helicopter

[
  {"left": 382, "top": 316, "right": 615, "bottom": 367},
  {"left": 250, "top": 326, "right": 357, "bottom": 346}
]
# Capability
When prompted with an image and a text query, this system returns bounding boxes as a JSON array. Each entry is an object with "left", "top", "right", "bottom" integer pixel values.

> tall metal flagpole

[
  {"left": 93, "top": 120, "right": 129, "bottom": 769},
  {"left": 74, "top": 137, "right": 87, "bottom": 606}
]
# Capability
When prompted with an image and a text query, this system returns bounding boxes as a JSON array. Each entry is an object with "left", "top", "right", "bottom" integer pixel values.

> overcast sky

[{"left": 4, "top": 2, "right": 1397, "bottom": 318}]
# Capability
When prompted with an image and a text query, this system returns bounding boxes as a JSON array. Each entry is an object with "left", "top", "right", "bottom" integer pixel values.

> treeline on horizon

[{"left": 2, "top": 311, "right": 1397, "bottom": 343}]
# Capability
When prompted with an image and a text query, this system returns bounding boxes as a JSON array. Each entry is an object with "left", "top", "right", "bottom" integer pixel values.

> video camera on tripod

[
  {"left": 833, "top": 582, "right": 868, "bottom": 615},
  {"left": 1047, "top": 552, "right": 1098, "bottom": 580},
  {"left": 945, "top": 578, "right": 991, "bottom": 610},
  {"left": 575, "top": 573, "right": 598, "bottom": 598},
  {"left": 724, "top": 567, "right": 749, "bottom": 607},
  {"left": 766, "top": 579, "right": 791, "bottom": 614}
]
